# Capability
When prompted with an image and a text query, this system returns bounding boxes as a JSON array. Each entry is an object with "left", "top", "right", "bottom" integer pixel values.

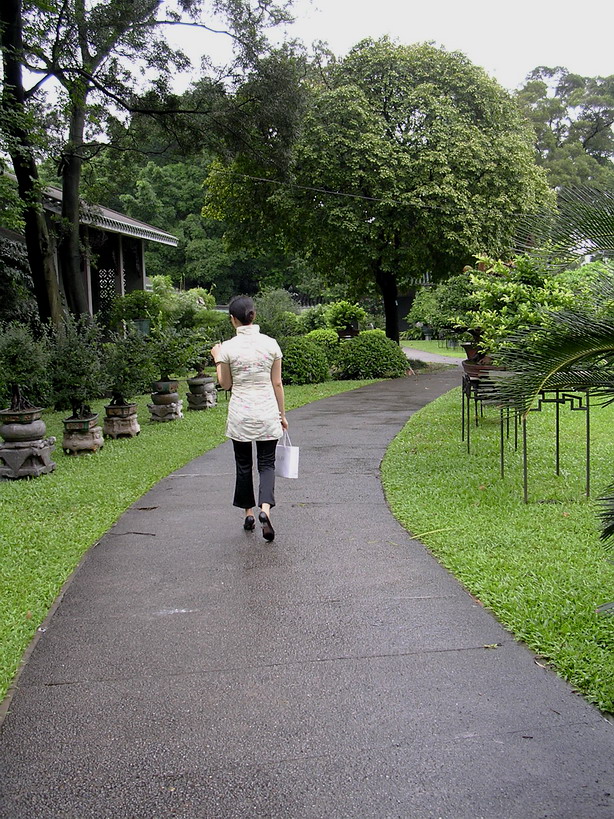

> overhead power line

[{"left": 209, "top": 167, "right": 409, "bottom": 206}]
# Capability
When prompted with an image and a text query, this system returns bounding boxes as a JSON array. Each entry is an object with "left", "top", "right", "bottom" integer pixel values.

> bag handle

[{"left": 280, "top": 429, "right": 292, "bottom": 447}]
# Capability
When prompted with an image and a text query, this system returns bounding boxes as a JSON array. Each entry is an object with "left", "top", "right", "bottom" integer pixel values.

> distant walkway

[
  {"left": 1, "top": 369, "right": 613, "bottom": 818},
  {"left": 403, "top": 345, "right": 464, "bottom": 365}
]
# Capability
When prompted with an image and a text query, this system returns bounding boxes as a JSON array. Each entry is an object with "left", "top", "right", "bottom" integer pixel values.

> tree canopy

[
  {"left": 0, "top": 0, "right": 291, "bottom": 322},
  {"left": 205, "top": 38, "right": 553, "bottom": 340},
  {"left": 516, "top": 66, "right": 614, "bottom": 189}
]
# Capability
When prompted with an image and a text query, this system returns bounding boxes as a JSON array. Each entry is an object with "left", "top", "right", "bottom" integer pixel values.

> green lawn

[
  {"left": 402, "top": 339, "right": 466, "bottom": 358},
  {"left": 0, "top": 379, "right": 377, "bottom": 702},
  {"left": 382, "top": 387, "right": 614, "bottom": 712}
]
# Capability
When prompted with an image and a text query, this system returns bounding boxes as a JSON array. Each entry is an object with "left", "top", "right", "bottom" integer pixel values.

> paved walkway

[
  {"left": 1, "top": 369, "right": 613, "bottom": 818},
  {"left": 402, "top": 345, "right": 464, "bottom": 365}
]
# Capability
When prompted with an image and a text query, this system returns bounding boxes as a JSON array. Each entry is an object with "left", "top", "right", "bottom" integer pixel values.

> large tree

[
  {"left": 206, "top": 39, "right": 553, "bottom": 341},
  {"left": 1, "top": 0, "right": 63, "bottom": 324},
  {"left": 0, "top": 0, "right": 291, "bottom": 321},
  {"left": 516, "top": 66, "right": 614, "bottom": 189}
]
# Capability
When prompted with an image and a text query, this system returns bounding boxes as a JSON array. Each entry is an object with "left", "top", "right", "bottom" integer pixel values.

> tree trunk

[
  {"left": 375, "top": 266, "right": 400, "bottom": 343},
  {"left": 58, "top": 102, "right": 89, "bottom": 315},
  {"left": 0, "top": 0, "right": 63, "bottom": 325}
]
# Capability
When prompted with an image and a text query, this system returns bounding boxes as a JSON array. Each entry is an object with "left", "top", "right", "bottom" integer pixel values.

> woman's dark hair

[{"left": 229, "top": 295, "right": 256, "bottom": 325}]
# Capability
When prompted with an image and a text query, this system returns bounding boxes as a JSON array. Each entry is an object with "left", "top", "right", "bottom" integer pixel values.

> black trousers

[{"left": 232, "top": 439, "right": 277, "bottom": 509}]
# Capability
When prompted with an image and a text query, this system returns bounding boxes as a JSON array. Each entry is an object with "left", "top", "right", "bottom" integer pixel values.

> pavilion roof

[{"left": 42, "top": 185, "right": 179, "bottom": 247}]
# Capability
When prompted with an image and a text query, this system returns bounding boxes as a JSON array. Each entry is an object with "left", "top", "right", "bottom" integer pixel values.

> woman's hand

[
  {"left": 210, "top": 343, "right": 222, "bottom": 363},
  {"left": 281, "top": 415, "right": 289, "bottom": 430}
]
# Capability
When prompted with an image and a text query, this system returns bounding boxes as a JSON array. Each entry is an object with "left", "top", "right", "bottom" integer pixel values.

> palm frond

[
  {"left": 597, "top": 487, "right": 614, "bottom": 547},
  {"left": 492, "top": 304, "right": 614, "bottom": 413},
  {"left": 517, "top": 186, "right": 614, "bottom": 270}
]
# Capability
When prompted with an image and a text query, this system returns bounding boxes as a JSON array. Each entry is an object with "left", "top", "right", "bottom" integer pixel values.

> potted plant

[
  {"left": 48, "top": 315, "right": 105, "bottom": 453},
  {"left": 325, "top": 301, "right": 368, "bottom": 339},
  {"left": 185, "top": 334, "right": 217, "bottom": 411},
  {"left": 102, "top": 330, "right": 156, "bottom": 437},
  {"left": 0, "top": 323, "right": 50, "bottom": 421},
  {"left": 110, "top": 289, "right": 163, "bottom": 336},
  {"left": 146, "top": 327, "right": 195, "bottom": 421},
  {"left": 0, "top": 323, "right": 56, "bottom": 478}
]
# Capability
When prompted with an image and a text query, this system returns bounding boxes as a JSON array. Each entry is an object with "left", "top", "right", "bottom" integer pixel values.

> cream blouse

[{"left": 217, "top": 324, "right": 283, "bottom": 442}]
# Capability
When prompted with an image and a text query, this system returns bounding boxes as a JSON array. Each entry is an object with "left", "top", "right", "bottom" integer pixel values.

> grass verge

[
  {"left": 401, "top": 339, "right": 466, "bottom": 358},
  {"left": 0, "top": 379, "right": 377, "bottom": 702},
  {"left": 382, "top": 387, "right": 614, "bottom": 712}
]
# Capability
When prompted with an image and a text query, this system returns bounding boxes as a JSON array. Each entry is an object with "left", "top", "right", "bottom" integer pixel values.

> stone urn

[
  {"left": 103, "top": 402, "right": 140, "bottom": 439},
  {"left": 0, "top": 407, "right": 56, "bottom": 479},
  {"left": 186, "top": 375, "right": 217, "bottom": 411},
  {"left": 62, "top": 412, "right": 104, "bottom": 455},
  {"left": 148, "top": 380, "right": 183, "bottom": 422}
]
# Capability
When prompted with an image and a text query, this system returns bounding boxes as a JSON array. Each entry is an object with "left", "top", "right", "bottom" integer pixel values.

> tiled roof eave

[
  {"left": 41, "top": 191, "right": 178, "bottom": 247},
  {"left": 81, "top": 212, "right": 178, "bottom": 246}
]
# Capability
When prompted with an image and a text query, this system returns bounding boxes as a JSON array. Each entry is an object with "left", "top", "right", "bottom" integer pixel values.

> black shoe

[
  {"left": 259, "top": 511, "right": 275, "bottom": 542},
  {"left": 243, "top": 515, "right": 256, "bottom": 531}
]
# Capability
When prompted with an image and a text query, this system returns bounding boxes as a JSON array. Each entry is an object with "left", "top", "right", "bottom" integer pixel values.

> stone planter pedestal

[
  {"left": 186, "top": 376, "right": 217, "bottom": 410},
  {"left": 62, "top": 414, "right": 104, "bottom": 454},
  {"left": 148, "top": 400, "right": 183, "bottom": 422},
  {"left": 104, "top": 415, "right": 140, "bottom": 438},
  {"left": 103, "top": 404, "right": 140, "bottom": 438},
  {"left": 0, "top": 437, "right": 57, "bottom": 479},
  {"left": 0, "top": 407, "right": 56, "bottom": 478}
]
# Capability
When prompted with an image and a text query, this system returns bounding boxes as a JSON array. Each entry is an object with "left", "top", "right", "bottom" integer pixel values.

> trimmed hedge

[
  {"left": 305, "top": 328, "right": 340, "bottom": 366},
  {"left": 280, "top": 336, "right": 330, "bottom": 385},
  {"left": 335, "top": 331, "right": 410, "bottom": 379}
]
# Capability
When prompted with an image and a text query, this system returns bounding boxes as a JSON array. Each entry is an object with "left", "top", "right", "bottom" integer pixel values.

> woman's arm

[
  {"left": 271, "top": 358, "right": 288, "bottom": 430},
  {"left": 211, "top": 343, "right": 232, "bottom": 391}
]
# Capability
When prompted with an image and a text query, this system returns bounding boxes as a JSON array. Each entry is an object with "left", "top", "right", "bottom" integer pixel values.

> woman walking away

[{"left": 211, "top": 296, "right": 288, "bottom": 542}]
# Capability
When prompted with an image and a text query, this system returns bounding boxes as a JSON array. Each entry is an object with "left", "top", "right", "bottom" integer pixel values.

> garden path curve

[{"left": 1, "top": 368, "right": 613, "bottom": 818}]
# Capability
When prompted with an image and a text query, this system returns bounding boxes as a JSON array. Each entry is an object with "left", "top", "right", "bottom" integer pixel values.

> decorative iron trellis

[{"left": 461, "top": 373, "right": 591, "bottom": 504}]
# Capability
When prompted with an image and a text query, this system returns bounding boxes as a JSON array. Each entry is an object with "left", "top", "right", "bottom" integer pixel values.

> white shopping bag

[{"left": 275, "top": 430, "right": 299, "bottom": 479}]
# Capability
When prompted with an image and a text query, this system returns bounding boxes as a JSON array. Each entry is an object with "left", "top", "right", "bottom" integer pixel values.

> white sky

[{"left": 172, "top": 0, "right": 613, "bottom": 91}]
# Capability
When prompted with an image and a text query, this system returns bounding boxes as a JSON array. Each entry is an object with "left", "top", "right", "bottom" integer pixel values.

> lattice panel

[{"left": 98, "top": 267, "right": 121, "bottom": 326}]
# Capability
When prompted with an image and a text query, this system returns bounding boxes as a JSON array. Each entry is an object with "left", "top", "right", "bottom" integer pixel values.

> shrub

[
  {"left": 152, "top": 277, "right": 218, "bottom": 330},
  {"left": 48, "top": 315, "right": 105, "bottom": 417},
  {"left": 404, "top": 287, "right": 441, "bottom": 335},
  {"left": 405, "top": 277, "right": 476, "bottom": 339},
  {"left": 147, "top": 327, "right": 197, "bottom": 381},
  {"left": 280, "top": 337, "right": 329, "bottom": 385},
  {"left": 325, "top": 300, "right": 368, "bottom": 332},
  {"left": 299, "top": 304, "right": 328, "bottom": 332},
  {"left": 0, "top": 322, "right": 51, "bottom": 410},
  {"left": 335, "top": 331, "right": 409, "bottom": 380},
  {"left": 193, "top": 309, "right": 234, "bottom": 342},
  {"left": 255, "top": 288, "right": 301, "bottom": 338},
  {"left": 109, "top": 290, "right": 163, "bottom": 329},
  {"left": 305, "top": 328, "right": 340, "bottom": 366},
  {"left": 103, "top": 330, "right": 157, "bottom": 405}
]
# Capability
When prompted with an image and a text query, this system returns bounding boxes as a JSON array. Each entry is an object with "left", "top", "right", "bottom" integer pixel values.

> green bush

[
  {"left": 280, "top": 337, "right": 329, "bottom": 385},
  {"left": 190, "top": 307, "right": 231, "bottom": 336},
  {"left": 0, "top": 322, "right": 51, "bottom": 410},
  {"left": 305, "top": 328, "right": 340, "bottom": 366},
  {"left": 335, "top": 331, "right": 409, "bottom": 380},
  {"left": 325, "top": 300, "right": 368, "bottom": 332},
  {"left": 255, "top": 288, "right": 301, "bottom": 338},
  {"left": 48, "top": 315, "right": 105, "bottom": 417},
  {"left": 103, "top": 330, "right": 157, "bottom": 405},
  {"left": 299, "top": 304, "right": 328, "bottom": 332},
  {"left": 109, "top": 290, "right": 163, "bottom": 329},
  {"left": 146, "top": 327, "right": 197, "bottom": 381},
  {"left": 151, "top": 276, "right": 218, "bottom": 330}
]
